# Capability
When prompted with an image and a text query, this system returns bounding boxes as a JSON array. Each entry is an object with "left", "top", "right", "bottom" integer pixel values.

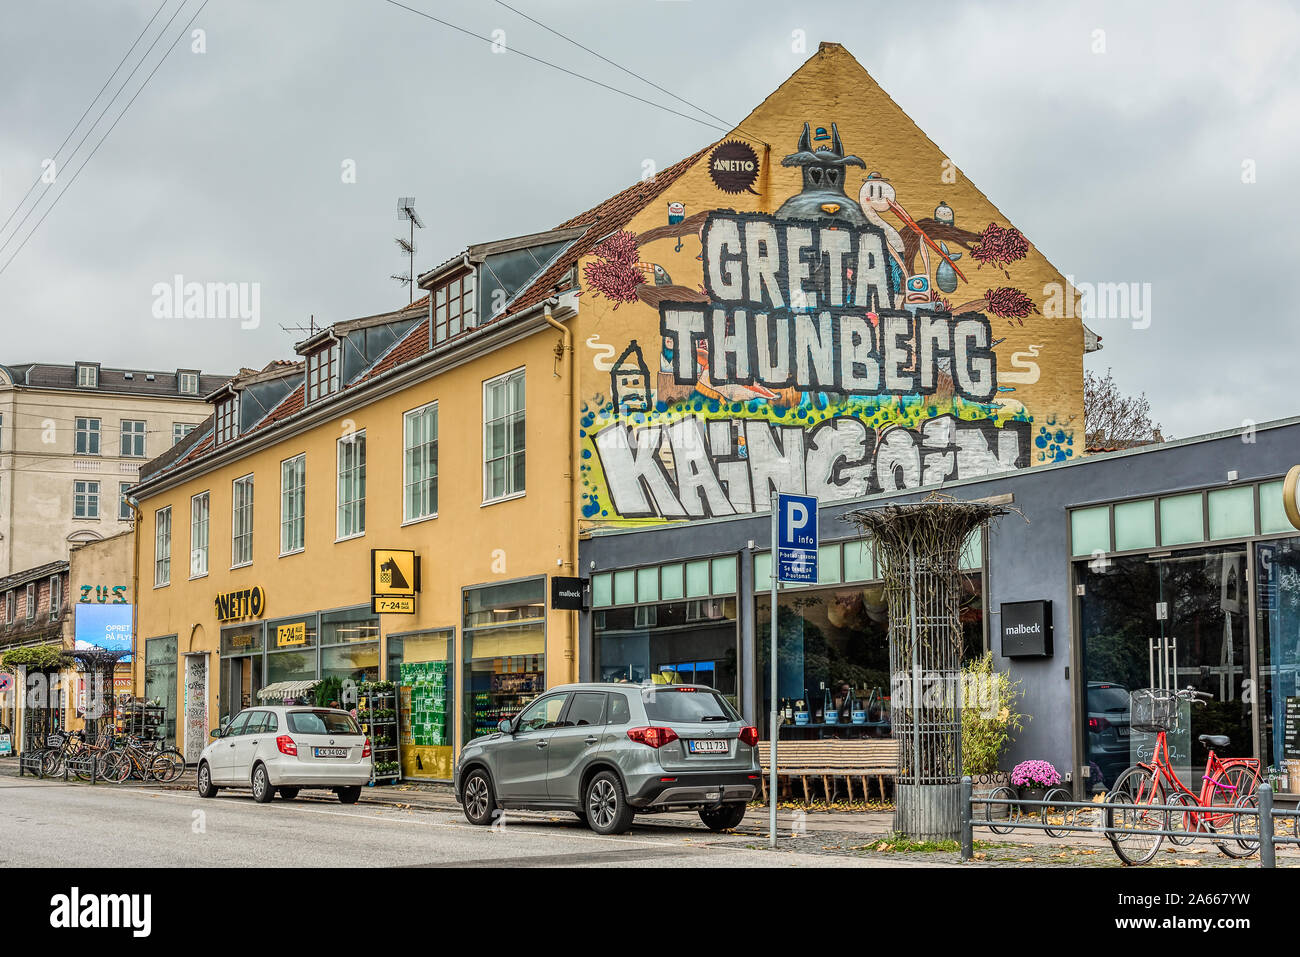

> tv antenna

[
  {"left": 394, "top": 197, "right": 424, "bottom": 303},
  {"left": 280, "top": 314, "right": 320, "bottom": 339}
]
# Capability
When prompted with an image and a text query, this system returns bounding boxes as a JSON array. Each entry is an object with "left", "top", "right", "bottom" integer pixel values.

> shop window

[
  {"left": 266, "top": 615, "right": 318, "bottom": 687},
  {"left": 1254, "top": 536, "right": 1300, "bottom": 776},
  {"left": 1160, "top": 493, "right": 1205, "bottom": 546},
  {"left": 817, "top": 545, "right": 841, "bottom": 585},
  {"left": 1114, "top": 499, "right": 1157, "bottom": 552},
  {"left": 1070, "top": 506, "right": 1111, "bottom": 557},
  {"left": 462, "top": 578, "right": 546, "bottom": 743},
  {"left": 660, "top": 563, "right": 684, "bottom": 601},
  {"left": 1208, "top": 486, "right": 1255, "bottom": 540},
  {"left": 591, "top": 573, "right": 612, "bottom": 608},
  {"left": 753, "top": 552, "right": 772, "bottom": 591},
  {"left": 636, "top": 567, "right": 658, "bottom": 604},
  {"left": 594, "top": 598, "right": 739, "bottom": 706},
  {"left": 144, "top": 636, "right": 178, "bottom": 745},
  {"left": 1260, "top": 481, "right": 1292, "bottom": 535},
  {"left": 219, "top": 623, "right": 264, "bottom": 723},
  {"left": 395, "top": 629, "right": 454, "bottom": 780},
  {"left": 320, "top": 607, "right": 380, "bottom": 684},
  {"left": 960, "top": 532, "right": 983, "bottom": 570},
  {"left": 613, "top": 570, "right": 635, "bottom": 605},
  {"left": 844, "top": 541, "right": 874, "bottom": 582}
]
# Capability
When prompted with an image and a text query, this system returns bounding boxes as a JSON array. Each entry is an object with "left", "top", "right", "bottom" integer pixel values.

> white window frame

[
  {"left": 231, "top": 473, "right": 254, "bottom": 567},
  {"left": 402, "top": 400, "right": 439, "bottom": 524},
  {"left": 172, "top": 422, "right": 197, "bottom": 446},
  {"left": 216, "top": 395, "right": 240, "bottom": 445},
  {"left": 337, "top": 431, "right": 366, "bottom": 541},
  {"left": 280, "top": 454, "right": 306, "bottom": 556},
  {"left": 154, "top": 506, "right": 172, "bottom": 587},
  {"left": 49, "top": 575, "right": 61, "bottom": 620},
  {"left": 483, "top": 368, "right": 526, "bottom": 504},
  {"left": 75, "top": 417, "right": 101, "bottom": 455},
  {"left": 306, "top": 341, "right": 341, "bottom": 404},
  {"left": 119, "top": 482, "right": 133, "bottom": 521},
  {"left": 433, "top": 272, "right": 476, "bottom": 344},
  {"left": 74, "top": 480, "right": 100, "bottom": 518},
  {"left": 120, "top": 419, "right": 147, "bottom": 457},
  {"left": 25, "top": 583, "right": 35, "bottom": 620},
  {"left": 76, "top": 364, "right": 98, "bottom": 388},
  {"left": 190, "top": 491, "right": 210, "bottom": 579},
  {"left": 179, "top": 372, "right": 199, "bottom": 395}
]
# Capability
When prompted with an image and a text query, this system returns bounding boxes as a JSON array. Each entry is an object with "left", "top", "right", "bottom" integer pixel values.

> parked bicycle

[
  {"left": 1104, "top": 686, "right": 1261, "bottom": 865},
  {"left": 101, "top": 735, "right": 185, "bottom": 784}
]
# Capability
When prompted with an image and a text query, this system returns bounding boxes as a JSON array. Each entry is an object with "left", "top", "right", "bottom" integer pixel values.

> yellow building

[{"left": 130, "top": 42, "right": 1091, "bottom": 779}]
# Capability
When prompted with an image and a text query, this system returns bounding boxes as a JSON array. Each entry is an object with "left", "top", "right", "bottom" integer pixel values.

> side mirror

[
  {"left": 497, "top": 718, "right": 513, "bottom": 735},
  {"left": 210, "top": 728, "right": 223, "bottom": 739}
]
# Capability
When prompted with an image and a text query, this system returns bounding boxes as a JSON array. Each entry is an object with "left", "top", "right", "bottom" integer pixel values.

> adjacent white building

[{"left": 0, "top": 362, "right": 232, "bottom": 575}]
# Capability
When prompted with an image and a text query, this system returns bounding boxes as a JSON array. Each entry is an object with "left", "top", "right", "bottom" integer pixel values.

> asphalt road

[{"left": 0, "top": 775, "right": 896, "bottom": 868}]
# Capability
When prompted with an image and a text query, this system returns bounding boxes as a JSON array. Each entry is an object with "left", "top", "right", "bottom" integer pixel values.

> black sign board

[
  {"left": 551, "top": 576, "right": 588, "bottom": 611},
  {"left": 999, "top": 600, "right": 1053, "bottom": 658},
  {"left": 1285, "top": 697, "right": 1300, "bottom": 760}
]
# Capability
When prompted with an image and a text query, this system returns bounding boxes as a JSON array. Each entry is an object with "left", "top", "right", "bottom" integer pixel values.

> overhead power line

[
  {"left": 0, "top": 0, "right": 212, "bottom": 279},
  {"left": 0, "top": 0, "right": 172, "bottom": 244}
]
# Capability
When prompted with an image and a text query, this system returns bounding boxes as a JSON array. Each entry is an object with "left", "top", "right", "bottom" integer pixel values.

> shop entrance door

[{"left": 223, "top": 656, "right": 261, "bottom": 724}]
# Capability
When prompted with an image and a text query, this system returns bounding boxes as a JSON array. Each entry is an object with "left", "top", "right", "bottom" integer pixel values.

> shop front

[{"left": 462, "top": 577, "right": 547, "bottom": 743}]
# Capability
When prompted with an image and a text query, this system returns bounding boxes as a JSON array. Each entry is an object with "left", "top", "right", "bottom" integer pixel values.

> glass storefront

[
  {"left": 265, "top": 614, "right": 318, "bottom": 686},
  {"left": 1078, "top": 546, "right": 1252, "bottom": 791},
  {"left": 320, "top": 607, "right": 380, "bottom": 683},
  {"left": 395, "top": 628, "right": 455, "bottom": 779},
  {"left": 594, "top": 598, "right": 739, "bottom": 706},
  {"left": 219, "top": 623, "right": 264, "bottom": 725},
  {"left": 144, "top": 635, "right": 178, "bottom": 744},
  {"left": 463, "top": 578, "right": 546, "bottom": 743},
  {"left": 1255, "top": 536, "right": 1300, "bottom": 773}
]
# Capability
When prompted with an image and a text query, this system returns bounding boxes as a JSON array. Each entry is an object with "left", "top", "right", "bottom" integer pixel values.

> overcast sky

[{"left": 1, "top": 0, "right": 1296, "bottom": 439}]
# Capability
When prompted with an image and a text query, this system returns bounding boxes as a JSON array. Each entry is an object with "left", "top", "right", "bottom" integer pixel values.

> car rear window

[
  {"left": 1088, "top": 686, "right": 1130, "bottom": 713},
  {"left": 642, "top": 688, "right": 738, "bottom": 723},
  {"left": 287, "top": 710, "right": 360, "bottom": 735}
]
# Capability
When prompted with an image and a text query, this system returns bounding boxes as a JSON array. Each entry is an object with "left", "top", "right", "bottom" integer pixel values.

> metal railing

[{"left": 958, "top": 776, "right": 1300, "bottom": 867}]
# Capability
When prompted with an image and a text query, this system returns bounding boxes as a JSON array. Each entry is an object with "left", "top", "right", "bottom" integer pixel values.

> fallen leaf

[{"left": 1175, "top": 859, "right": 1200, "bottom": 866}]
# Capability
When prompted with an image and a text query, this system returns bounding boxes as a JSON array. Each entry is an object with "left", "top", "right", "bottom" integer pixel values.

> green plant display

[
  {"left": 960, "top": 652, "right": 1027, "bottom": 776},
  {"left": 312, "top": 676, "right": 343, "bottom": 709},
  {"left": 2, "top": 644, "right": 73, "bottom": 671}
]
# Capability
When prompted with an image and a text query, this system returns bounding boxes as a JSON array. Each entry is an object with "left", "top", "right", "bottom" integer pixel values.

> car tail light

[
  {"left": 627, "top": 726, "right": 679, "bottom": 748},
  {"left": 362, "top": 738, "right": 372, "bottom": 758},
  {"left": 1087, "top": 717, "right": 1111, "bottom": 733},
  {"left": 276, "top": 735, "right": 298, "bottom": 756},
  {"left": 738, "top": 726, "right": 759, "bottom": 747}
]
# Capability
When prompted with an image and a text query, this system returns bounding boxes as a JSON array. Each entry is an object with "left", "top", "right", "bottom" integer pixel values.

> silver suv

[{"left": 454, "top": 683, "right": 761, "bottom": 835}]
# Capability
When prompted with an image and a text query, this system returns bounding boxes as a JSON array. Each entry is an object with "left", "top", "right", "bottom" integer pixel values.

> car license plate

[
  {"left": 688, "top": 739, "right": 728, "bottom": 754},
  {"left": 314, "top": 747, "right": 349, "bottom": 758},
  {"left": 1116, "top": 727, "right": 1129, "bottom": 738}
]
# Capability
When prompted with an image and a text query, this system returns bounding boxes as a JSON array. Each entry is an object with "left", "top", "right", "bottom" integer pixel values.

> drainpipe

[
  {"left": 127, "top": 495, "right": 142, "bottom": 698},
  {"left": 543, "top": 300, "right": 578, "bottom": 682}
]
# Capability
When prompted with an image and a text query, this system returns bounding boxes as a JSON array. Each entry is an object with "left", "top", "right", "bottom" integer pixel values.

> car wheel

[
  {"left": 251, "top": 764, "right": 275, "bottom": 804},
  {"left": 461, "top": 769, "right": 496, "bottom": 826},
  {"left": 699, "top": 804, "right": 747, "bottom": 832},
  {"left": 585, "top": 771, "right": 634, "bottom": 835},
  {"left": 196, "top": 761, "right": 219, "bottom": 799},
  {"left": 337, "top": 786, "right": 361, "bottom": 805},
  {"left": 279, "top": 787, "right": 300, "bottom": 801}
]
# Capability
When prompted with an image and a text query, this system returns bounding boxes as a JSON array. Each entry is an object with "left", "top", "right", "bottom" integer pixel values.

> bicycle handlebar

[{"left": 1178, "top": 686, "right": 1214, "bottom": 702}]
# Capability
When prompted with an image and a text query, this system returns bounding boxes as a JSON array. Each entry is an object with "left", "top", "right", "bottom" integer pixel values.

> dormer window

[
  {"left": 306, "top": 341, "right": 340, "bottom": 403},
  {"left": 178, "top": 371, "right": 200, "bottom": 395},
  {"left": 75, "top": 363, "right": 98, "bottom": 389},
  {"left": 215, "top": 394, "right": 240, "bottom": 445},
  {"left": 433, "top": 272, "right": 476, "bottom": 344}
]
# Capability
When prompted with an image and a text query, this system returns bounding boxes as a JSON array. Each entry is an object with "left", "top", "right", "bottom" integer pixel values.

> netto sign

[
  {"left": 999, "top": 600, "right": 1052, "bottom": 658},
  {"left": 215, "top": 586, "right": 266, "bottom": 623}
]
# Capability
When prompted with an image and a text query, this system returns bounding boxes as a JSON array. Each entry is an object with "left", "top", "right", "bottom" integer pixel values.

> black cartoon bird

[{"left": 775, "top": 122, "right": 868, "bottom": 227}]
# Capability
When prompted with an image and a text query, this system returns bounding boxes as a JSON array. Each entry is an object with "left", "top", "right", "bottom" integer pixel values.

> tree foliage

[
  {"left": 1083, "top": 367, "right": 1165, "bottom": 449},
  {"left": 2, "top": 644, "right": 73, "bottom": 671}
]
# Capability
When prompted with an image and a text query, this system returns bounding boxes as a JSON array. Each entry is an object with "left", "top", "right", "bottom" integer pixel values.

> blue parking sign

[{"left": 776, "top": 492, "right": 818, "bottom": 583}]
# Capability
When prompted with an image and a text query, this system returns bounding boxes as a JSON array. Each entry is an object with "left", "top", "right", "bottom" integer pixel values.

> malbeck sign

[{"left": 999, "top": 600, "right": 1053, "bottom": 658}]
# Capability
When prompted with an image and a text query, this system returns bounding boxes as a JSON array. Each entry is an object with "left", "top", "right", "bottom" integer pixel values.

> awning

[{"left": 257, "top": 680, "right": 318, "bottom": 702}]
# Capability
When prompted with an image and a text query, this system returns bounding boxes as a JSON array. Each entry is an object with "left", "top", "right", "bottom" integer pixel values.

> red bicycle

[{"left": 1104, "top": 686, "right": 1260, "bottom": 865}]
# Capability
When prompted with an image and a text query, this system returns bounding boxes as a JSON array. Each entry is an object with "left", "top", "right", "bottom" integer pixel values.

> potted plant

[
  {"left": 960, "top": 653, "right": 1026, "bottom": 815},
  {"left": 1011, "top": 760, "right": 1061, "bottom": 803}
]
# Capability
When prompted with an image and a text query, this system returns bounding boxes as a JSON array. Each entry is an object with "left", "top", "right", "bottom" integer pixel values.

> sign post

[{"left": 769, "top": 491, "right": 818, "bottom": 848}]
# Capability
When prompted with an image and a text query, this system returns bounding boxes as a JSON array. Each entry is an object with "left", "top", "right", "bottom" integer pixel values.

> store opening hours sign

[{"left": 776, "top": 492, "right": 818, "bottom": 583}]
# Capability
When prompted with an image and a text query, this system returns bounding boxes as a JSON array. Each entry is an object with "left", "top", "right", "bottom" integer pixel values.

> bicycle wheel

[
  {"left": 1166, "top": 791, "right": 1200, "bottom": 847},
  {"left": 1105, "top": 766, "right": 1167, "bottom": 865},
  {"left": 71, "top": 750, "right": 94, "bottom": 782},
  {"left": 1222, "top": 794, "right": 1260, "bottom": 858},
  {"left": 1203, "top": 764, "right": 1260, "bottom": 831},
  {"left": 985, "top": 785, "right": 1020, "bottom": 835},
  {"left": 150, "top": 749, "right": 185, "bottom": 783},
  {"left": 40, "top": 749, "right": 64, "bottom": 777},
  {"left": 100, "top": 751, "right": 131, "bottom": 784},
  {"left": 1041, "top": 787, "right": 1073, "bottom": 839}
]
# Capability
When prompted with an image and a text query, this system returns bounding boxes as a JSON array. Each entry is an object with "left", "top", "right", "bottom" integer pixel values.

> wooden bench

[{"left": 759, "top": 739, "right": 899, "bottom": 804}]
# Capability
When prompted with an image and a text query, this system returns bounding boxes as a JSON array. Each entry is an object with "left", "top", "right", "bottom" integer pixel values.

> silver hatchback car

[{"left": 454, "top": 682, "right": 761, "bottom": 834}]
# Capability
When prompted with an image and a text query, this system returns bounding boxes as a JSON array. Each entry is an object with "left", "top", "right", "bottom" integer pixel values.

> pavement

[{"left": 1, "top": 758, "right": 1291, "bottom": 867}]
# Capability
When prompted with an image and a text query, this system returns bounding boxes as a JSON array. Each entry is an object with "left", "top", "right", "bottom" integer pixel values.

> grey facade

[{"left": 580, "top": 415, "right": 1300, "bottom": 795}]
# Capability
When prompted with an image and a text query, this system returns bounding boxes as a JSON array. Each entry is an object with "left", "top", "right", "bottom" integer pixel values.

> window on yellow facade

[
  {"left": 483, "top": 369, "right": 524, "bottom": 503},
  {"left": 232, "top": 474, "right": 254, "bottom": 566},
  {"left": 403, "top": 401, "right": 437, "bottom": 522},
  {"left": 155, "top": 506, "right": 172, "bottom": 587},
  {"left": 306, "top": 341, "right": 341, "bottom": 404},
  {"left": 433, "top": 273, "right": 475, "bottom": 344},
  {"left": 190, "top": 491, "right": 209, "bottom": 578},
  {"left": 215, "top": 395, "right": 239, "bottom": 445},
  {"left": 337, "top": 432, "right": 366, "bottom": 539},
  {"left": 280, "top": 455, "right": 306, "bottom": 555}
]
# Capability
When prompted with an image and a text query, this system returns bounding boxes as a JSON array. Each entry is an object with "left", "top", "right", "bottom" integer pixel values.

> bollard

[
  {"left": 1259, "top": 783, "right": 1275, "bottom": 869},
  {"left": 960, "top": 776, "right": 974, "bottom": 861}
]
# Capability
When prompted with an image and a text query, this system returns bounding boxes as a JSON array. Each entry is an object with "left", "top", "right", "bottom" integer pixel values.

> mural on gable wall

[{"left": 576, "top": 84, "right": 1083, "bottom": 528}]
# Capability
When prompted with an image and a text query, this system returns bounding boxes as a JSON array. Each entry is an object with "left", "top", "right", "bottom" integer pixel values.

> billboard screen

[{"left": 74, "top": 604, "right": 134, "bottom": 661}]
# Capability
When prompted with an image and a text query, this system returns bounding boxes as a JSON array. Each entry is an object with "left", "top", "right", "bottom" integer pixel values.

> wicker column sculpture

[{"left": 844, "top": 496, "right": 1008, "bottom": 840}]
